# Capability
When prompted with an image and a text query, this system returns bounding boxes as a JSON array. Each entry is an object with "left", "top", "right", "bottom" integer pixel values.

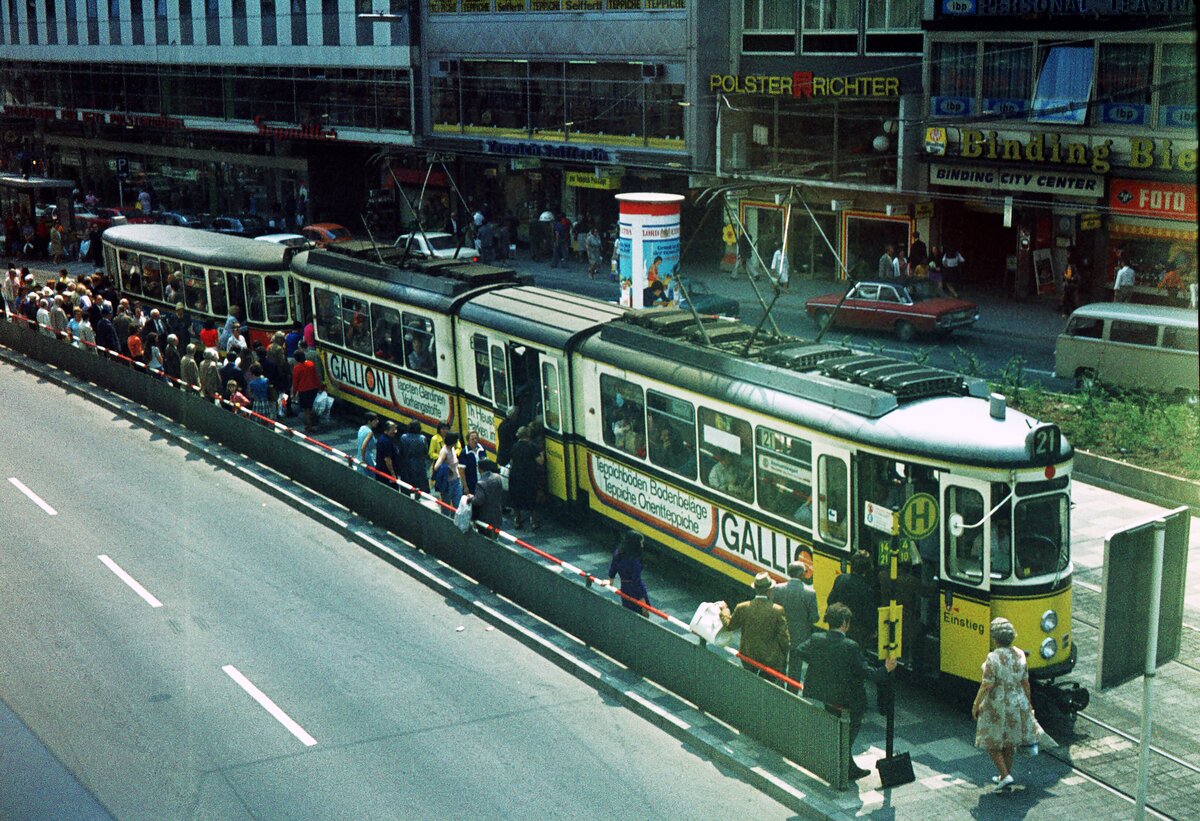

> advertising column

[{"left": 616, "top": 193, "right": 683, "bottom": 309}]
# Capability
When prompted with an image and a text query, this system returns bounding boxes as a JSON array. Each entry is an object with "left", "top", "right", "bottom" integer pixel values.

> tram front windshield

[{"left": 1013, "top": 493, "right": 1070, "bottom": 578}]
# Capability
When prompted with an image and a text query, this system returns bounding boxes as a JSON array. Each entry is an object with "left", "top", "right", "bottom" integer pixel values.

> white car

[
  {"left": 255, "top": 233, "right": 313, "bottom": 249},
  {"left": 393, "top": 231, "right": 478, "bottom": 261}
]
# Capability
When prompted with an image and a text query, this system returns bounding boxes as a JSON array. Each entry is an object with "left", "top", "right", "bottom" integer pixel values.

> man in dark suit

[
  {"left": 770, "top": 561, "right": 820, "bottom": 685},
  {"left": 719, "top": 572, "right": 790, "bottom": 681},
  {"left": 468, "top": 459, "right": 504, "bottom": 533},
  {"left": 828, "top": 550, "right": 876, "bottom": 650},
  {"left": 796, "top": 602, "right": 897, "bottom": 780}
]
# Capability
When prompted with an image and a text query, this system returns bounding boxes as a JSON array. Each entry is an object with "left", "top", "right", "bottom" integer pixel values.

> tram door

[
  {"left": 938, "top": 474, "right": 993, "bottom": 680},
  {"left": 811, "top": 444, "right": 853, "bottom": 608},
  {"left": 292, "top": 280, "right": 312, "bottom": 325},
  {"left": 538, "top": 353, "right": 568, "bottom": 501}
]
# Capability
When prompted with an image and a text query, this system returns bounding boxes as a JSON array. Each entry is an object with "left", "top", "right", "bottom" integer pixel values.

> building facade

[{"left": 922, "top": 1, "right": 1196, "bottom": 298}]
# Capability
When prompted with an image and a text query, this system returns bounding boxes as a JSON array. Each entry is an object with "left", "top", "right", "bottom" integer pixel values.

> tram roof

[
  {"left": 102, "top": 225, "right": 291, "bottom": 271},
  {"left": 458, "top": 287, "right": 629, "bottom": 349},
  {"left": 581, "top": 313, "right": 1070, "bottom": 468},
  {"left": 290, "top": 248, "right": 525, "bottom": 312}
]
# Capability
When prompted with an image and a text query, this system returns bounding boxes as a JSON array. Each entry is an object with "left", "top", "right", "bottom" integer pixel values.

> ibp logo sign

[{"left": 941, "top": 0, "right": 976, "bottom": 13}]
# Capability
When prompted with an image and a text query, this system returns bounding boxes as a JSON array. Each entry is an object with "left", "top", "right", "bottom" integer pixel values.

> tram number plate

[{"left": 1026, "top": 424, "right": 1062, "bottom": 465}]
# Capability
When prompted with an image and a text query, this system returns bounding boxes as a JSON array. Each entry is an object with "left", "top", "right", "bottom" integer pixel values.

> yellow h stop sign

[{"left": 900, "top": 493, "right": 938, "bottom": 540}]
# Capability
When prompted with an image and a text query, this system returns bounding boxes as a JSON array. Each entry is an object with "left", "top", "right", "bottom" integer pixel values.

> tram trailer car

[{"left": 102, "top": 225, "right": 297, "bottom": 348}]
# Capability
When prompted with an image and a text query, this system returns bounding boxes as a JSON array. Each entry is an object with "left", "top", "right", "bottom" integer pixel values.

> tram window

[
  {"left": 472, "top": 334, "right": 493, "bottom": 400},
  {"left": 140, "top": 255, "right": 163, "bottom": 300},
  {"left": 402, "top": 313, "right": 436, "bottom": 376},
  {"left": 647, "top": 391, "right": 696, "bottom": 479},
  {"left": 264, "top": 275, "right": 289, "bottom": 323},
  {"left": 699, "top": 407, "right": 752, "bottom": 502},
  {"left": 244, "top": 274, "right": 266, "bottom": 323},
  {"left": 755, "top": 426, "right": 812, "bottom": 526},
  {"left": 491, "top": 344, "right": 509, "bottom": 408},
  {"left": 208, "top": 270, "right": 228, "bottom": 316},
  {"left": 817, "top": 455, "right": 848, "bottom": 547},
  {"left": 541, "top": 361, "right": 562, "bottom": 432},
  {"left": 1014, "top": 494, "right": 1069, "bottom": 578},
  {"left": 944, "top": 486, "right": 985, "bottom": 584},
  {"left": 990, "top": 484, "right": 1012, "bottom": 580},
  {"left": 104, "top": 246, "right": 118, "bottom": 281},
  {"left": 370, "top": 303, "right": 403, "bottom": 363},
  {"left": 600, "top": 374, "right": 646, "bottom": 458},
  {"left": 118, "top": 250, "right": 140, "bottom": 293},
  {"left": 225, "top": 272, "right": 245, "bottom": 320},
  {"left": 183, "top": 265, "right": 208, "bottom": 313},
  {"left": 162, "top": 260, "right": 183, "bottom": 304},
  {"left": 341, "top": 295, "right": 373, "bottom": 356},
  {"left": 313, "top": 288, "right": 343, "bottom": 347}
]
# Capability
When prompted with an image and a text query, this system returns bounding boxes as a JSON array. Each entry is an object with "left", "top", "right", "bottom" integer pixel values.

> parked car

[
  {"left": 301, "top": 223, "right": 353, "bottom": 247},
  {"left": 674, "top": 280, "right": 740, "bottom": 317},
  {"left": 1055, "top": 303, "right": 1198, "bottom": 399},
  {"left": 804, "top": 278, "right": 979, "bottom": 341},
  {"left": 157, "top": 211, "right": 209, "bottom": 229},
  {"left": 120, "top": 208, "right": 158, "bottom": 225},
  {"left": 255, "top": 233, "right": 313, "bottom": 249},
  {"left": 211, "top": 214, "right": 269, "bottom": 237},
  {"left": 80, "top": 207, "right": 126, "bottom": 231},
  {"left": 392, "top": 231, "right": 477, "bottom": 261}
]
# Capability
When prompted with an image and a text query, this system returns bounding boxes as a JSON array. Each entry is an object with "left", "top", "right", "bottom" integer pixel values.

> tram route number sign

[
  {"left": 900, "top": 493, "right": 938, "bottom": 540},
  {"left": 1025, "top": 423, "right": 1061, "bottom": 466}
]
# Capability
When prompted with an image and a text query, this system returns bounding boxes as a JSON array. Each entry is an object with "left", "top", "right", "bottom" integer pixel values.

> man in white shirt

[{"left": 1113, "top": 262, "right": 1135, "bottom": 302}]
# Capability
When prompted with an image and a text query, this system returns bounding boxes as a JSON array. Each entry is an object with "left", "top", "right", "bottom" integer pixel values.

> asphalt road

[{"left": 0, "top": 362, "right": 794, "bottom": 820}]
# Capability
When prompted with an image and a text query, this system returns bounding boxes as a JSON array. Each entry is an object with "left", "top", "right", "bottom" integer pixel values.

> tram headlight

[
  {"left": 1040, "top": 609, "right": 1059, "bottom": 633},
  {"left": 1040, "top": 637, "right": 1058, "bottom": 660}
]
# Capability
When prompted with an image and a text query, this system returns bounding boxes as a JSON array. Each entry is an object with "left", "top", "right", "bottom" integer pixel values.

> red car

[
  {"left": 805, "top": 278, "right": 979, "bottom": 341},
  {"left": 301, "top": 223, "right": 353, "bottom": 247}
]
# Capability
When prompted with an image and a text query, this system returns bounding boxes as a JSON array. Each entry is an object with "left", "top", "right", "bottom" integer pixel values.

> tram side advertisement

[
  {"left": 324, "top": 351, "right": 452, "bottom": 425},
  {"left": 587, "top": 452, "right": 805, "bottom": 578}
]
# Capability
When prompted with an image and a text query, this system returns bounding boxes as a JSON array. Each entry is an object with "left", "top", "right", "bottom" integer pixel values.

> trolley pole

[{"left": 1135, "top": 519, "right": 1166, "bottom": 821}]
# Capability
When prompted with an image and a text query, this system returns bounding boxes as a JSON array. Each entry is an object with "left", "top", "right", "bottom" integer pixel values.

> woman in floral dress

[{"left": 972, "top": 617, "right": 1038, "bottom": 791}]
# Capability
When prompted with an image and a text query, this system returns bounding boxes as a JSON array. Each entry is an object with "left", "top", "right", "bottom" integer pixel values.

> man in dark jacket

[
  {"left": 168, "top": 302, "right": 192, "bottom": 350},
  {"left": 828, "top": 550, "right": 876, "bottom": 650},
  {"left": 95, "top": 305, "right": 121, "bottom": 352},
  {"left": 796, "top": 603, "right": 897, "bottom": 780},
  {"left": 373, "top": 421, "right": 399, "bottom": 486},
  {"left": 770, "top": 561, "right": 820, "bottom": 684},
  {"left": 398, "top": 420, "right": 429, "bottom": 493}
]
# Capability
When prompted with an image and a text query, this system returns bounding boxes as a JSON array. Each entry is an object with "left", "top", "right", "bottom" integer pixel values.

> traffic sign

[
  {"left": 899, "top": 493, "right": 938, "bottom": 539},
  {"left": 116, "top": 157, "right": 130, "bottom": 180}
]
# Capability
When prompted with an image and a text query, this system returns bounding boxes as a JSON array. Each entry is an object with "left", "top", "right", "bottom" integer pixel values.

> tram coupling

[{"left": 1033, "top": 679, "right": 1090, "bottom": 716}]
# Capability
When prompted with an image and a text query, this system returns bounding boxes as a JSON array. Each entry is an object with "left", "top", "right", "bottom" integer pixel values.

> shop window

[
  {"left": 1031, "top": 45, "right": 1094, "bottom": 125},
  {"left": 399, "top": 313, "right": 435, "bottom": 376},
  {"left": 314, "top": 288, "right": 342, "bottom": 347},
  {"left": 208, "top": 270, "right": 228, "bottom": 316},
  {"left": 340, "top": 296, "right": 372, "bottom": 356},
  {"left": 490, "top": 344, "right": 509, "bottom": 409},
  {"left": 1158, "top": 43, "right": 1196, "bottom": 129},
  {"left": 472, "top": 334, "right": 493, "bottom": 400},
  {"left": 260, "top": 0, "right": 277, "bottom": 45},
  {"left": 530, "top": 62, "right": 564, "bottom": 134},
  {"left": 647, "top": 390, "right": 697, "bottom": 479},
  {"left": 461, "top": 61, "right": 527, "bottom": 131},
  {"left": 600, "top": 374, "right": 646, "bottom": 459},
  {"left": 1163, "top": 327, "right": 1198, "bottom": 353},
  {"left": 370, "top": 302, "right": 403, "bottom": 363},
  {"left": 983, "top": 43, "right": 1032, "bottom": 117},
  {"left": 944, "top": 486, "right": 985, "bottom": 584},
  {"left": 118, "top": 250, "right": 139, "bottom": 293},
  {"left": 565, "top": 63, "right": 644, "bottom": 140},
  {"left": 930, "top": 41, "right": 976, "bottom": 117},
  {"left": 264, "top": 275, "right": 288, "bottom": 323},
  {"left": 699, "top": 407, "right": 752, "bottom": 502},
  {"left": 541, "top": 361, "right": 562, "bottom": 432},
  {"left": 139, "top": 256, "right": 163, "bottom": 301},
  {"left": 1064, "top": 315, "right": 1103, "bottom": 339},
  {"left": 183, "top": 264, "right": 208, "bottom": 314},
  {"left": 817, "top": 454, "right": 847, "bottom": 547},
  {"left": 1096, "top": 43, "right": 1151, "bottom": 126},
  {"left": 244, "top": 274, "right": 266, "bottom": 323},
  {"left": 844, "top": 215, "right": 910, "bottom": 280},
  {"left": 756, "top": 426, "right": 812, "bottom": 526},
  {"left": 1109, "top": 320, "right": 1158, "bottom": 347}
]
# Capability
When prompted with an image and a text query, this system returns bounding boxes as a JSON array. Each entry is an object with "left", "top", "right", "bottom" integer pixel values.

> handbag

[{"left": 688, "top": 602, "right": 734, "bottom": 647}]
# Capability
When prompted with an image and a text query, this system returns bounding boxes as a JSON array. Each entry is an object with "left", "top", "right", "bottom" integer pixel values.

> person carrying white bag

[{"left": 689, "top": 601, "right": 735, "bottom": 647}]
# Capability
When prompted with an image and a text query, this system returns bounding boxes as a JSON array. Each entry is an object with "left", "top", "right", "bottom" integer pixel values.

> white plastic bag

[
  {"left": 313, "top": 390, "right": 334, "bottom": 419},
  {"left": 689, "top": 602, "right": 734, "bottom": 647},
  {"left": 454, "top": 495, "right": 472, "bottom": 534}
]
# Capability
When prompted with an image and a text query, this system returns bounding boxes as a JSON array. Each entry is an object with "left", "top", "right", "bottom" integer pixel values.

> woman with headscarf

[
  {"left": 507, "top": 425, "right": 543, "bottom": 530},
  {"left": 972, "top": 617, "right": 1039, "bottom": 791}
]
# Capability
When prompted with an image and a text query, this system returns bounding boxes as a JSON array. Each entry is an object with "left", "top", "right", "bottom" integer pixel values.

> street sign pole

[{"left": 1135, "top": 519, "right": 1166, "bottom": 821}]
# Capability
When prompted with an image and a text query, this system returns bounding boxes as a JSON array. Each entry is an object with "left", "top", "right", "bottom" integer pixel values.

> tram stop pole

[{"left": 876, "top": 532, "right": 915, "bottom": 788}]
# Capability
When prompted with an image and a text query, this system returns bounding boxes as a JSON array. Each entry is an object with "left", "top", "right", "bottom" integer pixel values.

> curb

[
  {"left": 0, "top": 343, "right": 837, "bottom": 820},
  {"left": 1075, "top": 450, "right": 1200, "bottom": 516}
]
